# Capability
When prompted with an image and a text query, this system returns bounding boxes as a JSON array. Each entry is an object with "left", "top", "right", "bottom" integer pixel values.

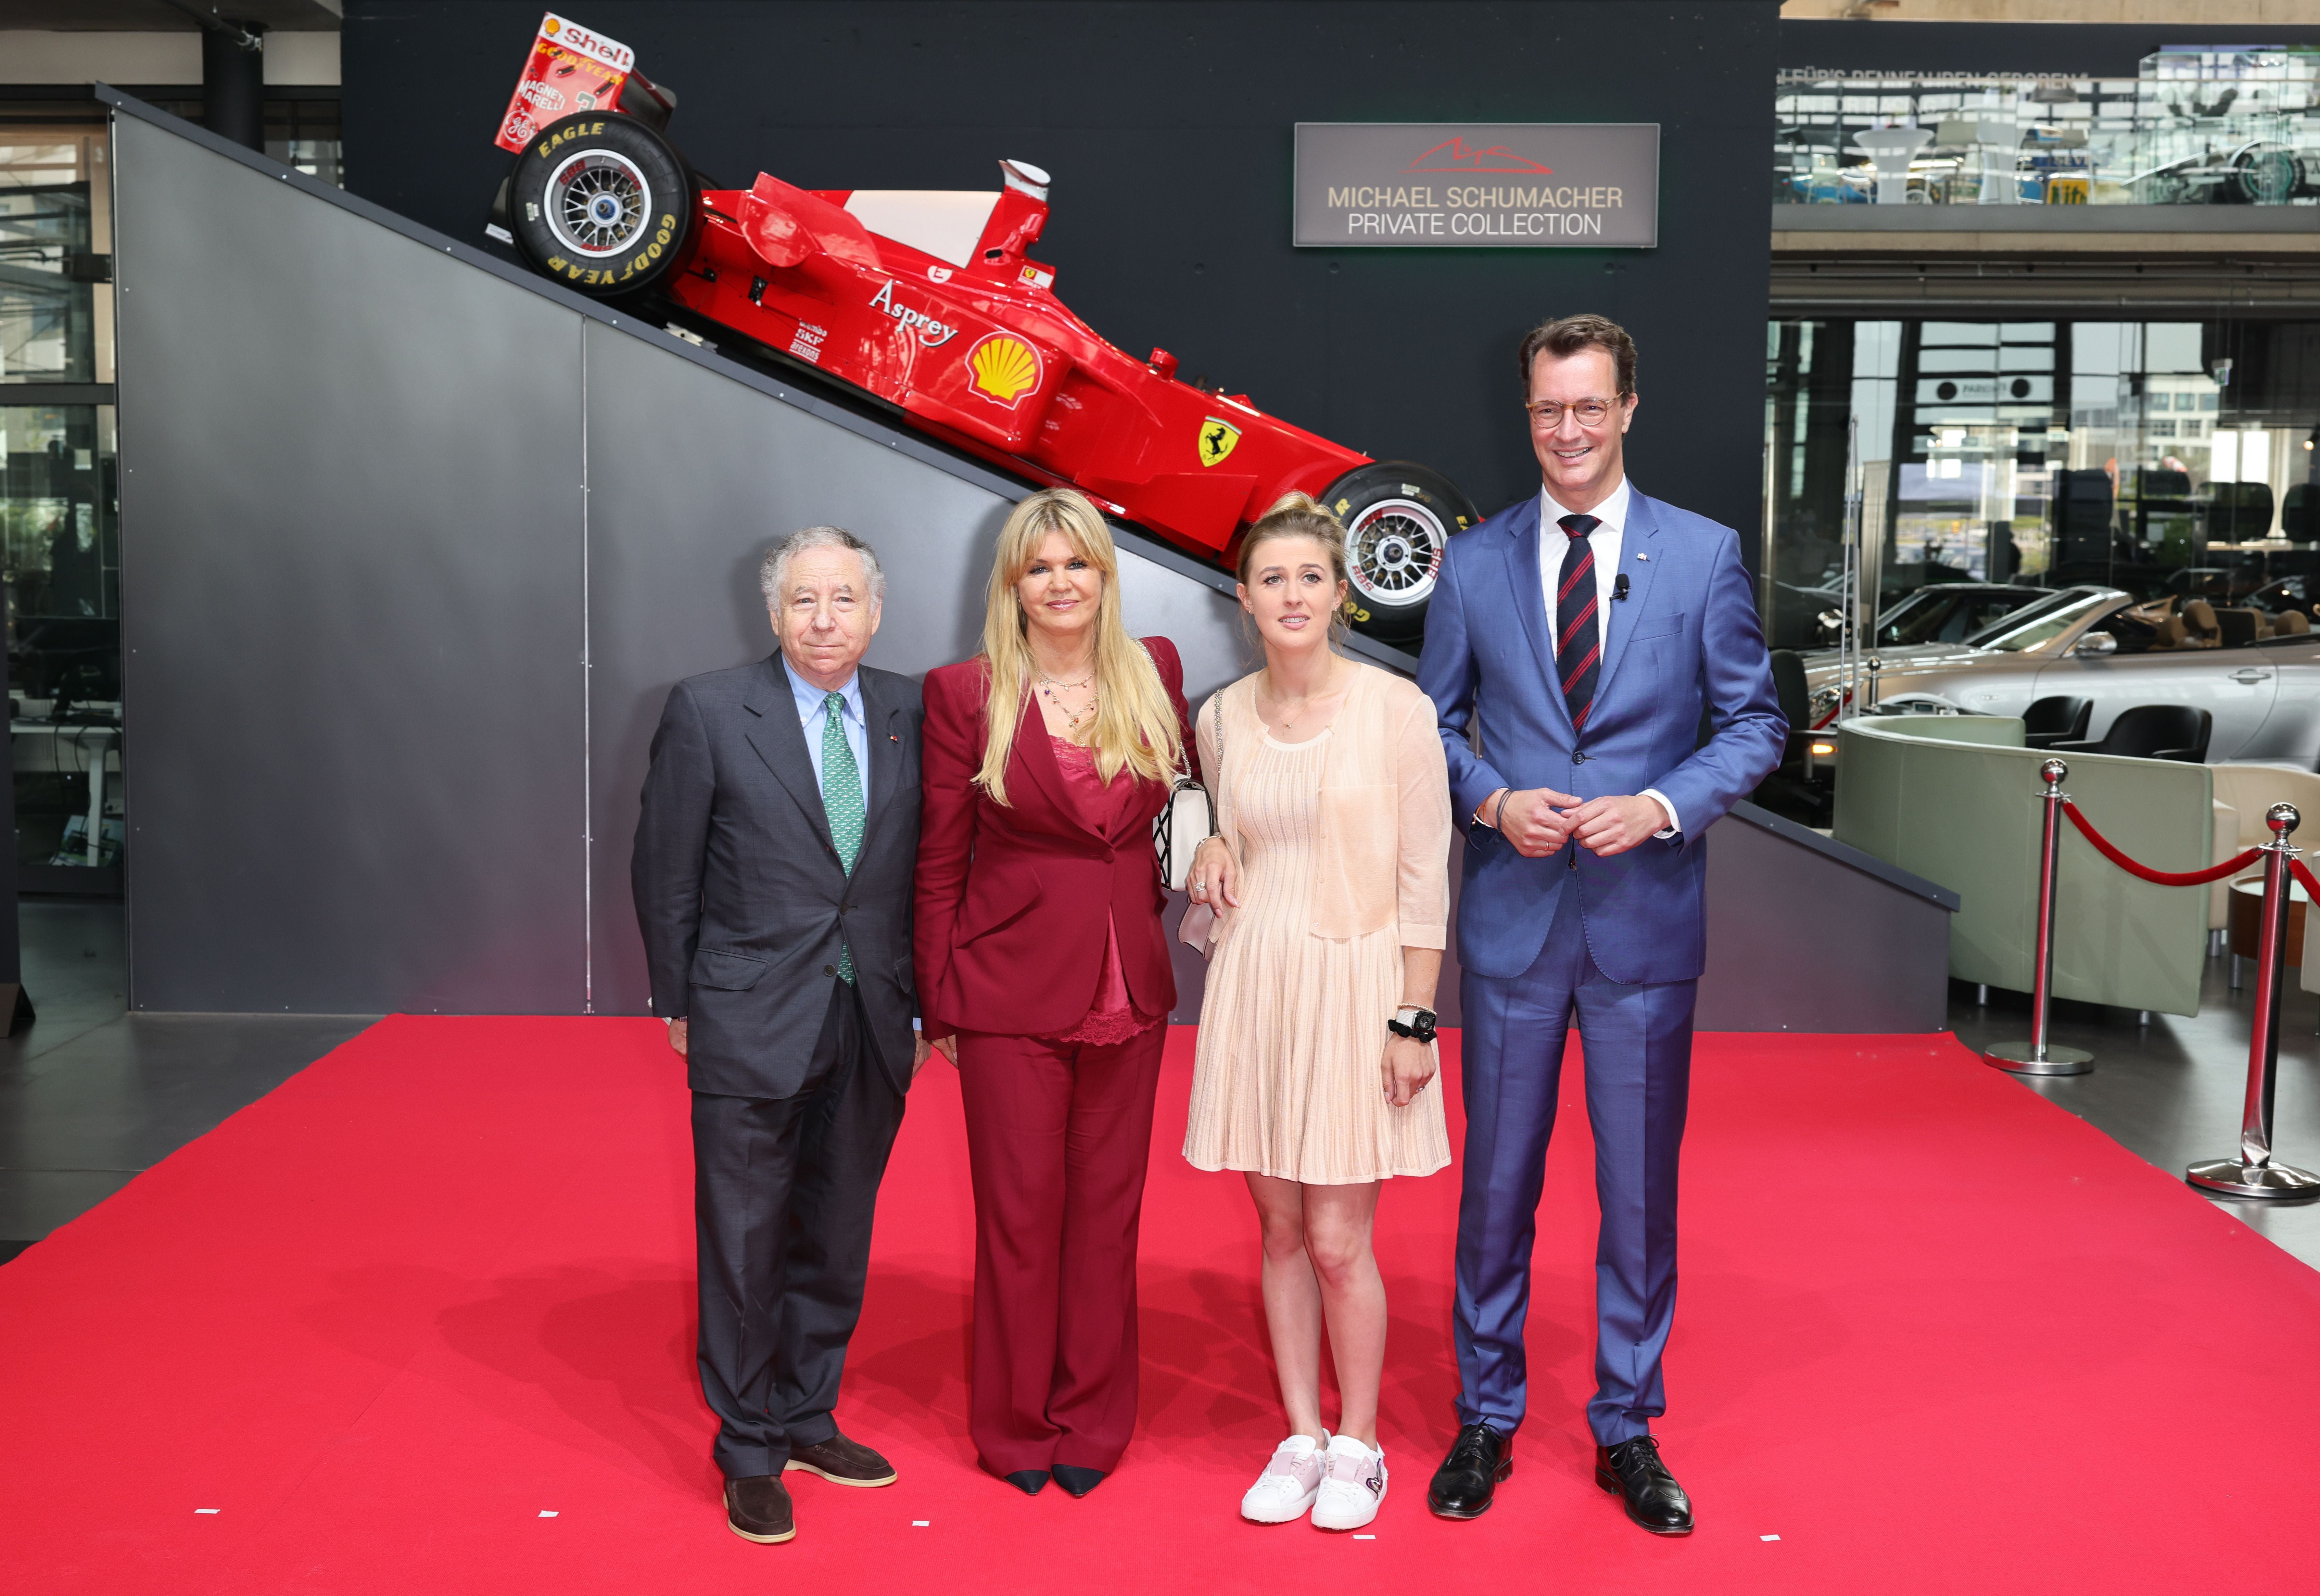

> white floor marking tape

[
  {"left": 539, "top": 1510, "right": 559, "bottom": 1518},
  {"left": 1353, "top": 1534, "right": 1375, "bottom": 1540},
  {"left": 1761, "top": 1533, "right": 1780, "bottom": 1542},
  {"left": 912, "top": 1520, "right": 930, "bottom": 1527},
  {"left": 195, "top": 1509, "right": 219, "bottom": 1515}
]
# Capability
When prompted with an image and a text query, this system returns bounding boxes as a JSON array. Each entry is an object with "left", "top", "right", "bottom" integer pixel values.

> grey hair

[{"left": 760, "top": 525, "right": 886, "bottom": 608}]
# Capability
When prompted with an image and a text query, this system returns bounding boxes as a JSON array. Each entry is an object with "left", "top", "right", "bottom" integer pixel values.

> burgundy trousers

[{"left": 955, "top": 1021, "right": 1168, "bottom": 1476}]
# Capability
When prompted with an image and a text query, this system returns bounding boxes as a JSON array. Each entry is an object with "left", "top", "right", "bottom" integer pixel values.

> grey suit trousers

[{"left": 692, "top": 980, "right": 905, "bottom": 1480}]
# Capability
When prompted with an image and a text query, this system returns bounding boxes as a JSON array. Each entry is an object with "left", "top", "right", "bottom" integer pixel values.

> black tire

[
  {"left": 507, "top": 112, "right": 694, "bottom": 297},
  {"left": 1320, "top": 461, "right": 1479, "bottom": 646},
  {"left": 2228, "top": 141, "right": 2298, "bottom": 205}
]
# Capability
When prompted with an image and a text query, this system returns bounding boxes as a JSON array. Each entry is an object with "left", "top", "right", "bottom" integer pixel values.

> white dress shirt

[
  {"left": 781, "top": 655, "right": 868, "bottom": 807},
  {"left": 778, "top": 655, "right": 921, "bottom": 1034},
  {"left": 1539, "top": 478, "right": 1680, "bottom": 838}
]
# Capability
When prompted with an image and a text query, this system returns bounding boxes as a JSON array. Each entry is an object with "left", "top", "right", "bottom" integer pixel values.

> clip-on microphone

[{"left": 1612, "top": 573, "right": 1631, "bottom": 602}]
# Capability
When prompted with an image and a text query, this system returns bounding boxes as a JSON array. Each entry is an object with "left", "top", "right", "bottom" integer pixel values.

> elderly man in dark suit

[{"left": 633, "top": 524, "right": 927, "bottom": 1546}]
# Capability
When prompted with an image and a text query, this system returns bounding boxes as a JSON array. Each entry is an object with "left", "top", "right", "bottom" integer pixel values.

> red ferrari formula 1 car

[{"left": 486, "top": 13, "right": 1473, "bottom": 643}]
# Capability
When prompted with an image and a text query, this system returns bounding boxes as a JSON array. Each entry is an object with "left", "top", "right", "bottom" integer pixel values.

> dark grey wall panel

[
  {"left": 115, "top": 114, "right": 588, "bottom": 1012},
  {"left": 1697, "top": 807, "right": 1955, "bottom": 1033}
]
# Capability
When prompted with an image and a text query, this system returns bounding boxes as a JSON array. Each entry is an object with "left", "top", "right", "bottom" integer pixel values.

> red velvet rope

[
  {"left": 2293, "top": 857, "right": 2320, "bottom": 904},
  {"left": 2060, "top": 800, "right": 2264, "bottom": 886}
]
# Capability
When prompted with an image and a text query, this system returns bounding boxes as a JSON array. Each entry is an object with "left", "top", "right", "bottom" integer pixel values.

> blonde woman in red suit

[{"left": 916, "top": 487, "right": 1196, "bottom": 1501}]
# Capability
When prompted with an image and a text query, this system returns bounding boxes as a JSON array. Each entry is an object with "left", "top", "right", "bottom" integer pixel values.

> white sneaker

[
  {"left": 1240, "top": 1432, "right": 1329, "bottom": 1523},
  {"left": 1310, "top": 1434, "right": 1387, "bottom": 1531}
]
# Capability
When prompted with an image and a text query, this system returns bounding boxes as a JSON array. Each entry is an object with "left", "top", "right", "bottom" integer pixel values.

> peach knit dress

[{"left": 1182, "top": 681, "right": 1452, "bottom": 1184}]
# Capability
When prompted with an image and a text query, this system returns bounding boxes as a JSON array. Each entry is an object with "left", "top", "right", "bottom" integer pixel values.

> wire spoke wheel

[
  {"left": 1346, "top": 497, "right": 1446, "bottom": 609},
  {"left": 546, "top": 149, "right": 651, "bottom": 258}
]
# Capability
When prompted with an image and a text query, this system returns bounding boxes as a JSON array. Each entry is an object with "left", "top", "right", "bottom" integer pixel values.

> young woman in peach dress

[{"left": 1183, "top": 493, "right": 1453, "bottom": 1532}]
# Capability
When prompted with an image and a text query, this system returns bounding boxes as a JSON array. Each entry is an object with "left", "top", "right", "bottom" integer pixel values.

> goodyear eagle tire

[
  {"left": 508, "top": 112, "right": 693, "bottom": 297},
  {"left": 1321, "top": 461, "right": 1479, "bottom": 647}
]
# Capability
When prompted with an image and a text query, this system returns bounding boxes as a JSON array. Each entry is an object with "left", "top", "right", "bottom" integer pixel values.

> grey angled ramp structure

[{"left": 105, "top": 89, "right": 1951, "bottom": 1032}]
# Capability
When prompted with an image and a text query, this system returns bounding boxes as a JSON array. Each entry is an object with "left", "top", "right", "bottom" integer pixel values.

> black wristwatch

[{"left": 1387, "top": 1008, "right": 1437, "bottom": 1045}]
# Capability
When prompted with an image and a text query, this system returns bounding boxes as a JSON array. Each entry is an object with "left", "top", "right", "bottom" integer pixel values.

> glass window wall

[
  {"left": 1764, "top": 313, "right": 2320, "bottom": 653},
  {"left": 0, "top": 128, "right": 110, "bottom": 384},
  {"left": 2, "top": 127, "right": 120, "bottom": 881},
  {"left": 1777, "top": 46, "right": 2320, "bottom": 208}
]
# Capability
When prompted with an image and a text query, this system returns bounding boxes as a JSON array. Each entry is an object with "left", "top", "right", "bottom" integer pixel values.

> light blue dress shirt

[{"left": 781, "top": 656, "right": 868, "bottom": 806}]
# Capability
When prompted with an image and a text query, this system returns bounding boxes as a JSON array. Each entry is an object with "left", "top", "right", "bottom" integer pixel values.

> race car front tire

[
  {"left": 1321, "top": 461, "right": 1479, "bottom": 647},
  {"left": 507, "top": 112, "right": 694, "bottom": 298}
]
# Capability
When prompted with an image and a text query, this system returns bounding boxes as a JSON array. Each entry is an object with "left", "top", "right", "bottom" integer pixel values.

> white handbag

[
  {"left": 1156, "top": 690, "right": 1220, "bottom": 889},
  {"left": 1163, "top": 692, "right": 1226, "bottom": 956}
]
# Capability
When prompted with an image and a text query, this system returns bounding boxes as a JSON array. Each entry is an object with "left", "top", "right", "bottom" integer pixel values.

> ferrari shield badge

[{"left": 1197, "top": 418, "right": 1241, "bottom": 467}]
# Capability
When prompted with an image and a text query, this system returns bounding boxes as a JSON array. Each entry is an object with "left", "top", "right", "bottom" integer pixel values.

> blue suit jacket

[{"left": 1416, "top": 487, "right": 1786, "bottom": 986}]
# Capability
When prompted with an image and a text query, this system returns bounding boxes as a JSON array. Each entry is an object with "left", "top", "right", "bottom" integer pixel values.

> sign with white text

[{"left": 1294, "top": 123, "right": 1660, "bottom": 249}]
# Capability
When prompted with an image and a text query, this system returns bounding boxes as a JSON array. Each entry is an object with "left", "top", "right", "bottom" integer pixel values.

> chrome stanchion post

[
  {"left": 1985, "top": 759, "right": 2094, "bottom": 1077},
  {"left": 2189, "top": 802, "right": 2320, "bottom": 1201}
]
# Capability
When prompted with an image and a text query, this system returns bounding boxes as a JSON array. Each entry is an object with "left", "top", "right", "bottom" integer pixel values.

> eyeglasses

[{"left": 1524, "top": 398, "right": 1618, "bottom": 428}]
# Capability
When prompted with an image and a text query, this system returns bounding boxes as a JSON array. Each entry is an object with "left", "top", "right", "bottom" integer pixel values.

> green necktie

[{"left": 821, "top": 691, "right": 864, "bottom": 985}]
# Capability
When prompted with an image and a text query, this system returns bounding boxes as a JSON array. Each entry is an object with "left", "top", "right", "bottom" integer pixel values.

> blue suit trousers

[{"left": 1453, "top": 884, "right": 1696, "bottom": 1446}]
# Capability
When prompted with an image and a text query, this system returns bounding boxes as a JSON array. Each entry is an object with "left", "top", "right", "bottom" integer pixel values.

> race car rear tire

[
  {"left": 507, "top": 112, "right": 694, "bottom": 298},
  {"left": 1320, "top": 461, "right": 1478, "bottom": 646}
]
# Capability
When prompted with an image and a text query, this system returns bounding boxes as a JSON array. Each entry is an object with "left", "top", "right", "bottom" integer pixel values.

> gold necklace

[
  {"left": 1038, "top": 670, "right": 1098, "bottom": 731},
  {"left": 1267, "top": 660, "right": 1344, "bottom": 735}
]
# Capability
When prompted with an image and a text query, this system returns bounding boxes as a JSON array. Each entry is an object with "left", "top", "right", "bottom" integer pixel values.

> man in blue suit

[{"left": 1417, "top": 315, "right": 1784, "bottom": 1535}]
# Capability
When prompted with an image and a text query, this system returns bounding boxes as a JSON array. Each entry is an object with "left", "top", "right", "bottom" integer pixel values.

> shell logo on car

[
  {"left": 1198, "top": 418, "right": 1241, "bottom": 466},
  {"left": 538, "top": 12, "right": 634, "bottom": 73},
  {"left": 967, "top": 334, "right": 1042, "bottom": 406}
]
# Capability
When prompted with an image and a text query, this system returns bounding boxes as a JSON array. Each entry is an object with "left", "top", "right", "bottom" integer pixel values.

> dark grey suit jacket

[{"left": 631, "top": 655, "right": 924, "bottom": 1099}]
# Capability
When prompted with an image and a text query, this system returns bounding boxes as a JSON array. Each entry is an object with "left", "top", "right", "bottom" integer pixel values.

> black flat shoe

[
  {"left": 1002, "top": 1469, "right": 1050, "bottom": 1496},
  {"left": 1050, "top": 1465, "right": 1107, "bottom": 1498},
  {"left": 1595, "top": 1436, "right": 1693, "bottom": 1535},
  {"left": 1427, "top": 1422, "right": 1512, "bottom": 1519}
]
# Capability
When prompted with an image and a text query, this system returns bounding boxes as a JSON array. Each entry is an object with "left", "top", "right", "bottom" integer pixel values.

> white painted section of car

[
  {"left": 2052, "top": 649, "right": 2277, "bottom": 759},
  {"left": 842, "top": 190, "right": 1003, "bottom": 268},
  {"left": 1800, "top": 588, "right": 2320, "bottom": 767}
]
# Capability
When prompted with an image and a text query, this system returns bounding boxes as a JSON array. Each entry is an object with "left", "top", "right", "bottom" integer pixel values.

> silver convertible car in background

[{"left": 1802, "top": 585, "right": 2320, "bottom": 767}]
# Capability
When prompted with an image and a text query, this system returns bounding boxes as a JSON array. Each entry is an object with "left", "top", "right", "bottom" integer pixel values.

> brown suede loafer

[
  {"left": 784, "top": 1433, "right": 899, "bottom": 1488},
  {"left": 725, "top": 1474, "right": 796, "bottom": 1543}
]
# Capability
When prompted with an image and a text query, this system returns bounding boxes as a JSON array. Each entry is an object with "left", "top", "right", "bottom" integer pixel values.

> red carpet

[{"left": 2, "top": 1018, "right": 2317, "bottom": 1593}]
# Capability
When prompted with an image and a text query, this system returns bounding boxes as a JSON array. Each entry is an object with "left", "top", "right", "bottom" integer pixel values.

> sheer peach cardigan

[{"left": 1194, "top": 660, "right": 1453, "bottom": 949}]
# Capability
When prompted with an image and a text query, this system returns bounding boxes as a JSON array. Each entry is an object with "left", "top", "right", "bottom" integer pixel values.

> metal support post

[
  {"left": 2189, "top": 803, "right": 2320, "bottom": 1201},
  {"left": 1984, "top": 760, "right": 2094, "bottom": 1076}
]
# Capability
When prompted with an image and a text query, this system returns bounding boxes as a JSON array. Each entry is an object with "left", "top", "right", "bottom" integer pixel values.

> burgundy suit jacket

[{"left": 915, "top": 637, "right": 1196, "bottom": 1040}]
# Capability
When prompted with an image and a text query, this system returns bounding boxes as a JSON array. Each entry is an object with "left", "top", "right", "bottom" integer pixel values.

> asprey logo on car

[
  {"left": 867, "top": 280, "right": 959, "bottom": 346},
  {"left": 538, "top": 13, "right": 634, "bottom": 74},
  {"left": 967, "top": 334, "right": 1042, "bottom": 406}
]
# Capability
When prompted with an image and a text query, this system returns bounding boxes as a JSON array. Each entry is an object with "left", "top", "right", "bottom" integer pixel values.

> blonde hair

[
  {"left": 975, "top": 488, "right": 1184, "bottom": 805},
  {"left": 1237, "top": 491, "right": 1353, "bottom": 641}
]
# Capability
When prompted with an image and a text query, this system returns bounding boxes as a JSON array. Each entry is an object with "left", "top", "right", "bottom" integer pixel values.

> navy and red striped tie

[{"left": 1555, "top": 513, "right": 1603, "bottom": 732}]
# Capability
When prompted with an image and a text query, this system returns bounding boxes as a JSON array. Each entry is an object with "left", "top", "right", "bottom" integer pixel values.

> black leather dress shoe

[
  {"left": 785, "top": 1432, "right": 898, "bottom": 1488},
  {"left": 1002, "top": 1469, "right": 1050, "bottom": 1496},
  {"left": 1427, "top": 1422, "right": 1512, "bottom": 1518},
  {"left": 1595, "top": 1436, "right": 1693, "bottom": 1535},
  {"left": 1050, "top": 1465, "right": 1107, "bottom": 1498},
  {"left": 725, "top": 1474, "right": 796, "bottom": 1543}
]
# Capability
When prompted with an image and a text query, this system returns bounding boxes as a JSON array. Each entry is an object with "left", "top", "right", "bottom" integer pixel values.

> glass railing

[{"left": 1776, "top": 45, "right": 2320, "bottom": 207}]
